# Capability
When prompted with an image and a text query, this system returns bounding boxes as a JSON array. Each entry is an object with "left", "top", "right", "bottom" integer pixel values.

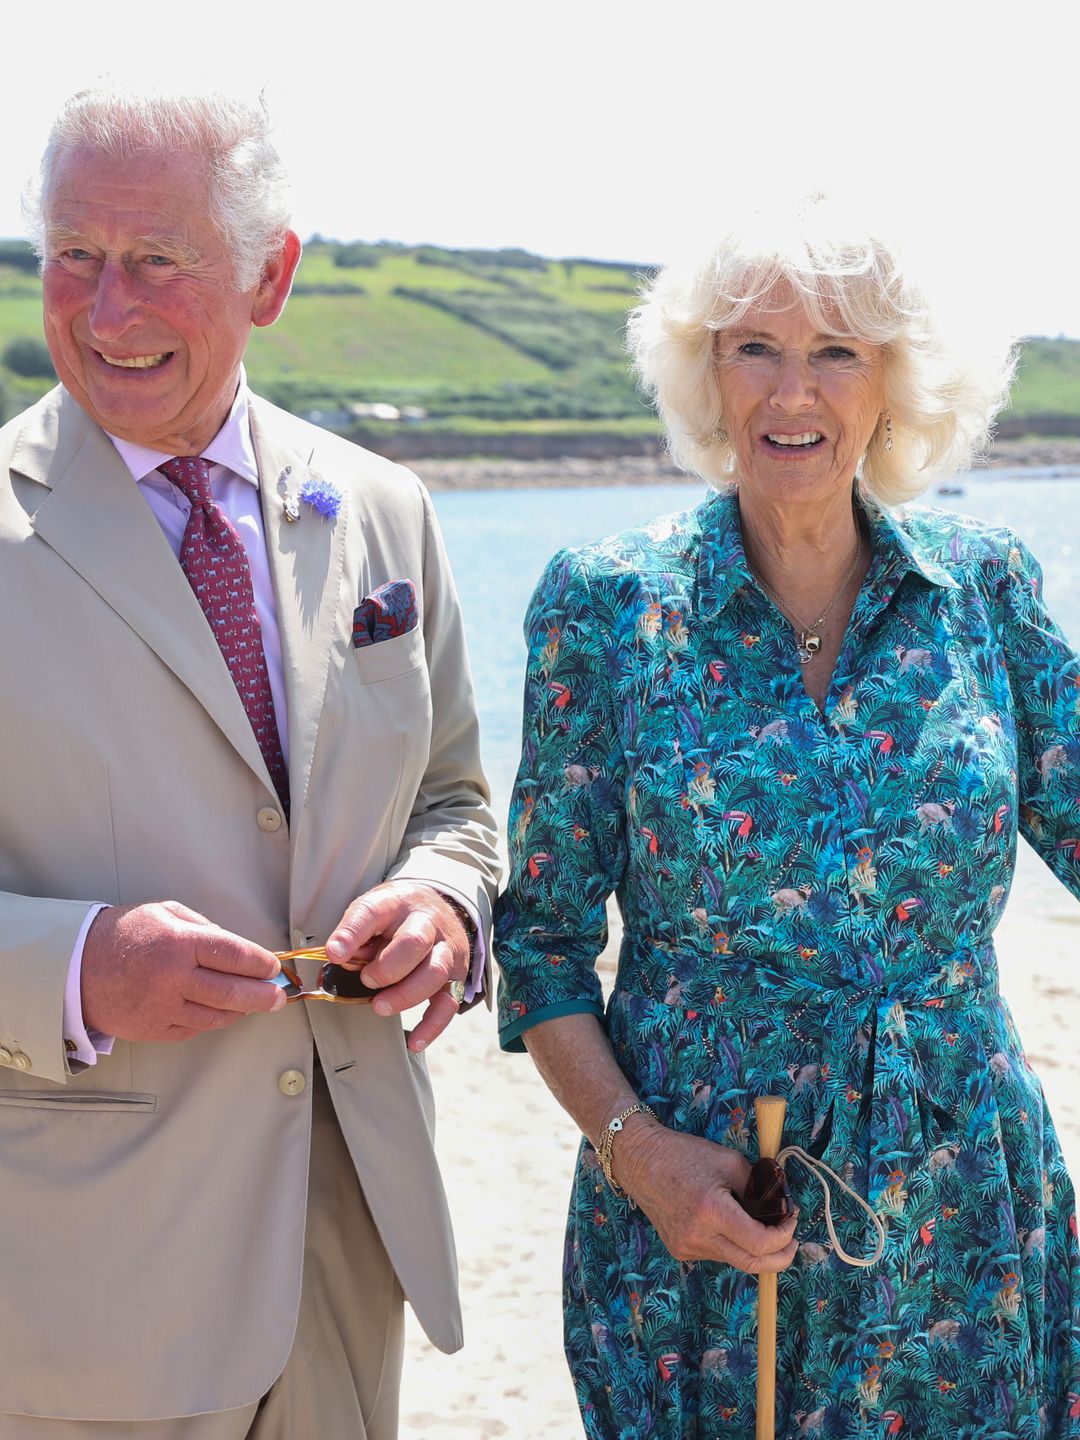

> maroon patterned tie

[{"left": 161, "top": 456, "right": 290, "bottom": 817}]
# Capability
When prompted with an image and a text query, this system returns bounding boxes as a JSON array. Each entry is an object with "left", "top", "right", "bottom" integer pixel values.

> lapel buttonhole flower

[{"left": 299, "top": 476, "right": 342, "bottom": 519}]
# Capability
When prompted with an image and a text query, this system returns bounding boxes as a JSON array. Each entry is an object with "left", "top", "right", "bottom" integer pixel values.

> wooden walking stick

[{"left": 753, "top": 1096, "right": 788, "bottom": 1440}]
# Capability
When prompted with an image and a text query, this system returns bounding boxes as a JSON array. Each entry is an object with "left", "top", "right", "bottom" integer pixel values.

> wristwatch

[{"left": 442, "top": 894, "right": 477, "bottom": 954}]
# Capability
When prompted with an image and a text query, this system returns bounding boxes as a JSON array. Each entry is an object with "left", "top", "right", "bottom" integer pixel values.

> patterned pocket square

[{"left": 353, "top": 579, "right": 419, "bottom": 647}]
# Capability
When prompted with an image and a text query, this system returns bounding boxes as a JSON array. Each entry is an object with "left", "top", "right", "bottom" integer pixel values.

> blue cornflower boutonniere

[{"left": 300, "top": 476, "right": 342, "bottom": 520}]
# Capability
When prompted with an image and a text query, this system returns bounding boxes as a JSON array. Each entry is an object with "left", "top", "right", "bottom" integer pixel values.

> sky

[{"left": 3, "top": 0, "right": 1078, "bottom": 336}]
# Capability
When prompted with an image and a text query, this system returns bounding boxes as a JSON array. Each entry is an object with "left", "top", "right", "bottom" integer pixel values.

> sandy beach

[{"left": 398, "top": 839, "right": 1080, "bottom": 1439}]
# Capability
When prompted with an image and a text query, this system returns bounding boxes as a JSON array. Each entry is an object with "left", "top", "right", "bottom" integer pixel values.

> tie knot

[{"left": 161, "top": 455, "right": 213, "bottom": 507}]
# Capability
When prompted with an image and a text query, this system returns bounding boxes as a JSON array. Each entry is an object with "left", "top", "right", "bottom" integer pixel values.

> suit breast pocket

[
  {"left": 352, "top": 626, "right": 426, "bottom": 685},
  {"left": 330, "top": 624, "right": 435, "bottom": 873}
]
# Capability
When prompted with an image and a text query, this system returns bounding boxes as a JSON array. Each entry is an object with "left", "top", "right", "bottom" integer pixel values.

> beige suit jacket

[{"left": 0, "top": 386, "right": 499, "bottom": 1422}]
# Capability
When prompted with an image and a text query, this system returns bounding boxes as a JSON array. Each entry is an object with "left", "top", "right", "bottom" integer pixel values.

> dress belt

[
  {"left": 809, "top": 973, "right": 992, "bottom": 1197},
  {"left": 628, "top": 947, "right": 997, "bottom": 1207}
]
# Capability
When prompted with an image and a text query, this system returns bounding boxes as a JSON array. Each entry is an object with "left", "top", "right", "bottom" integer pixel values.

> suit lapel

[
  {"left": 248, "top": 398, "right": 348, "bottom": 829},
  {"left": 16, "top": 389, "right": 274, "bottom": 792}
]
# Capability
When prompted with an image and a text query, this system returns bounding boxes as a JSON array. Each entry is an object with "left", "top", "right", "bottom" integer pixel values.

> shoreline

[{"left": 412, "top": 439, "right": 1080, "bottom": 492}]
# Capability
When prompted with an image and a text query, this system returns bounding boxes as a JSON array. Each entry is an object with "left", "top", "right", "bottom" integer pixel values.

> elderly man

[{"left": 0, "top": 85, "right": 499, "bottom": 1439}]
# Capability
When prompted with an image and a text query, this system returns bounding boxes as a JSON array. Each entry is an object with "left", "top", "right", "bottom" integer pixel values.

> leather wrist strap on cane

[{"left": 776, "top": 1144, "right": 886, "bottom": 1268}]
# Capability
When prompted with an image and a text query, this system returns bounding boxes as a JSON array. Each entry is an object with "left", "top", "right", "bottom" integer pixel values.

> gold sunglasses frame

[{"left": 271, "top": 947, "right": 380, "bottom": 1005}]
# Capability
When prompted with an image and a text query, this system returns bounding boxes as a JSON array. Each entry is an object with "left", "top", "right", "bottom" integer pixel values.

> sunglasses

[
  {"left": 739, "top": 1156, "right": 794, "bottom": 1226},
  {"left": 270, "top": 947, "right": 381, "bottom": 1005}
]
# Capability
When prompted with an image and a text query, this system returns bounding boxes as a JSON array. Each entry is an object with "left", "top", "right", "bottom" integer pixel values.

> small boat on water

[{"left": 936, "top": 483, "right": 965, "bottom": 497}]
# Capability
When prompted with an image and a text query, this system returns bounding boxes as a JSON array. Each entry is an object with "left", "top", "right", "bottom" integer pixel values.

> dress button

[
  {"left": 278, "top": 1069, "right": 306, "bottom": 1097},
  {"left": 0, "top": 1046, "right": 11, "bottom": 1065},
  {"left": 256, "top": 807, "right": 283, "bottom": 833},
  {"left": 11, "top": 1052, "right": 31, "bottom": 1071}
]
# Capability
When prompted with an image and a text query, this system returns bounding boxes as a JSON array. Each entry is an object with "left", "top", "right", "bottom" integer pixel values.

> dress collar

[{"left": 695, "top": 485, "right": 957, "bottom": 619}]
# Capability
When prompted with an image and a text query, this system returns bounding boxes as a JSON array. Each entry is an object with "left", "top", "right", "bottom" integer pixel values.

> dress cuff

[{"left": 499, "top": 998, "right": 606, "bottom": 1053}]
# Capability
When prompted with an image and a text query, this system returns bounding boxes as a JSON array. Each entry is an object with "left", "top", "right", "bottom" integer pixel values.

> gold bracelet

[{"left": 595, "top": 1101, "right": 656, "bottom": 1196}]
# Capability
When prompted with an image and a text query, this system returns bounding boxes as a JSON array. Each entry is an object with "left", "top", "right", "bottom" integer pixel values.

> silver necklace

[{"left": 750, "top": 529, "right": 865, "bottom": 665}]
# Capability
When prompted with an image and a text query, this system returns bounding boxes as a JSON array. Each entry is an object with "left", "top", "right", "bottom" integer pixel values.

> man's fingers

[
  {"left": 175, "top": 999, "right": 248, "bottom": 1032},
  {"left": 194, "top": 931, "right": 281, "bottom": 982},
  {"left": 186, "top": 967, "right": 288, "bottom": 1015},
  {"left": 366, "top": 940, "right": 457, "bottom": 1016},
  {"left": 405, "top": 988, "right": 461, "bottom": 1052},
  {"left": 338, "top": 937, "right": 388, "bottom": 969},
  {"left": 325, "top": 892, "right": 407, "bottom": 963},
  {"left": 358, "top": 914, "right": 439, "bottom": 989}
]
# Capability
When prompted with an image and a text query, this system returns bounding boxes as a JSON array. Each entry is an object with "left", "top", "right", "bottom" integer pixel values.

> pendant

[{"left": 797, "top": 630, "right": 821, "bottom": 665}]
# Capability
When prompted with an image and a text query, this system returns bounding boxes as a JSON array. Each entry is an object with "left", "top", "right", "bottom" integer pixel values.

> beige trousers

[{"left": 7, "top": 1067, "right": 404, "bottom": 1440}]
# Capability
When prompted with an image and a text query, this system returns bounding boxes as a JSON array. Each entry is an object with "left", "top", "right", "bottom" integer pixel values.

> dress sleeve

[
  {"left": 494, "top": 548, "right": 628, "bottom": 1051},
  {"left": 998, "top": 530, "right": 1080, "bottom": 896}
]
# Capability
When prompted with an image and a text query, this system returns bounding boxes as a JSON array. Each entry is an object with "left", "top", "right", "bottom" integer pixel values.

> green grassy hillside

[
  {"left": 1, "top": 237, "right": 1077, "bottom": 447},
  {"left": 1010, "top": 338, "right": 1080, "bottom": 415}
]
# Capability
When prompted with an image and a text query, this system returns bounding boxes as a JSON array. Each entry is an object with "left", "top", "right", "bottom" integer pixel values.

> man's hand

[
  {"left": 82, "top": 902, "right": 286, "bottom": 1043},
  {"left": 324, "top": 882, "right": 471, "bottom": 1051}
]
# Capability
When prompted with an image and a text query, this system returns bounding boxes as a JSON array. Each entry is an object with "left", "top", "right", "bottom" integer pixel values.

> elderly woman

[{"left": 494, "top": 201, "right": 1080, "bottom": 1439}]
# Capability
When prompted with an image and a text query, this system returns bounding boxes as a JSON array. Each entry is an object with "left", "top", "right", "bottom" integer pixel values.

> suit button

[
  {"left": 291, "top": 929, "right": 306, "bottom": 950},
  {"left": 257, "top": 807, "right": 283, "bottom": 833},
  {"left": 11, "top": 1052, "right": 31, "bottom": 1071},
  {"left": 278, "top": 1069, "right": 306, "bottom": 1097},
  {"left": 0, "top": 1046, "right": 11, "bottom": 1065}
]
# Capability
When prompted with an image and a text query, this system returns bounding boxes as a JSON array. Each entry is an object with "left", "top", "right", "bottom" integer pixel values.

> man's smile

[{"left": 97, "top": 351, "right": 173, "bottom": 369}]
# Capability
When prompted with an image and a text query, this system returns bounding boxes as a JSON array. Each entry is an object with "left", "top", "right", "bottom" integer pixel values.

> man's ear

[{"left": 251, "top": 230, "right": 302, "bottom": 328}]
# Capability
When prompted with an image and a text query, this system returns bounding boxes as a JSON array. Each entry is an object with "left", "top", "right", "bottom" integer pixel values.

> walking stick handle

[{"left": 755, "top": 1096, "right": 787, "bottom": 1439}]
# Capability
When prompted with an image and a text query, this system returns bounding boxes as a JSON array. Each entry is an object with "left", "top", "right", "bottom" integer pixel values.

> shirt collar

[
  {"left": 866, "top": 500, "right": 958, "bottom": 590},
  {"left": 695, "top": 488, "right": 756, "bottom": 619},
  {"left": 104, "top": 369, "right": 259, "bottom": 487},
  {"left": 695, "top": 485, "right": 956, "bottom": 620}
]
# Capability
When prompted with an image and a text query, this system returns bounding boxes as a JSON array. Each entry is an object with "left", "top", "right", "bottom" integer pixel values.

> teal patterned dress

[{"left": 494, "top": 489, "right": 1080, "bottom": 1440}]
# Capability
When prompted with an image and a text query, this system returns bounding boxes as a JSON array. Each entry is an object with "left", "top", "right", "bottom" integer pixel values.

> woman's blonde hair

[{"left": 627, "top": 195, "right": 1017, "bottom": 504}]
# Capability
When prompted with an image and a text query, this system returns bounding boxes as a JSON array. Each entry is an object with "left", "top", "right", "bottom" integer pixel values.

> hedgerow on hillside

[{"left": 0, "top": 238, "right": 1075, "bottom": 441}]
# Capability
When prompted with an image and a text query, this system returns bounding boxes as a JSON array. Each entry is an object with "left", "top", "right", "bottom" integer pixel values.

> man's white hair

[
  {"left": 25, "top": 82, "right": 291, "bottom": 292},
  {"left": 627, "top": 195, "right": 1018, "bottom": 504}
]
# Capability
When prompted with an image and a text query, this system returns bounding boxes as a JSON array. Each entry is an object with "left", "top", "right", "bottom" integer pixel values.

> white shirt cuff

[
  {"left": 459, "top": 901, "right": 486, "bottom": 1004},
  {"left": 64, "top": 904, "right": 116, "bottom": 1068}
]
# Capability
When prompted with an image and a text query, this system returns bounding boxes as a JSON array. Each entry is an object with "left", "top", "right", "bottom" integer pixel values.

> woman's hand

[
  {"left": 613, "top": 1111, "right": 799, "bottom": 1273},
  {"left": 522, "top": 1013, "right": 798, "bottom": 1273}
]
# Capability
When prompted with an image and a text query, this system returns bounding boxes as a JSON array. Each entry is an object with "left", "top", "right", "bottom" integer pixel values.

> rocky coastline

[{"left": 413, "top": 437, "right": 1080, "bottom": 492}]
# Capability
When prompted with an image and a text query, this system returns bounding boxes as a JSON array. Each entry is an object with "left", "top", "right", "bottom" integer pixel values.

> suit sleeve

[
  {"left": 0, "top": 894, "right": 102, "bottom": 1083},
  {"left": 494, "top": 548, "right": 628, "bottom": 1052},
  {"left": 383, "top": 485, "right": 500, "bottom": 958}
]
